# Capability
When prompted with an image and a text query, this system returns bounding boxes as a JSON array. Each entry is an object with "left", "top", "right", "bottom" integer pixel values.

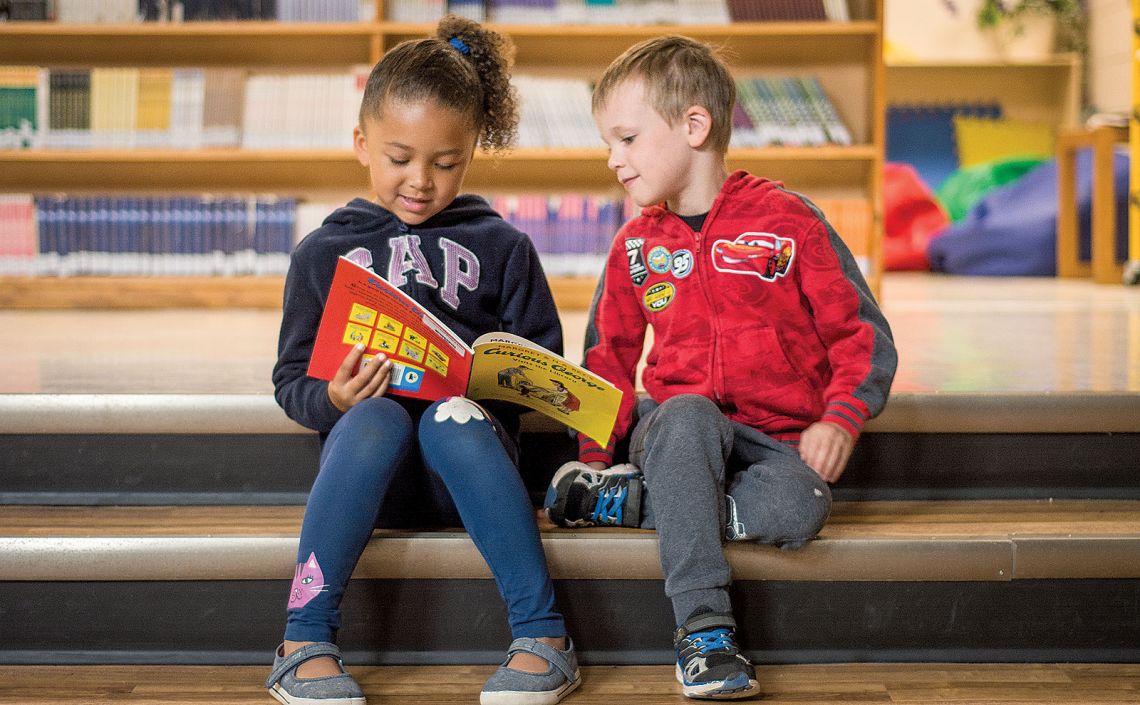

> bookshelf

[
  {"left": 885, "top": 55, "right": 1082, "bottom": 131},
  {"left": 0, "top": 0, "right": 886, "bottom": 308}
]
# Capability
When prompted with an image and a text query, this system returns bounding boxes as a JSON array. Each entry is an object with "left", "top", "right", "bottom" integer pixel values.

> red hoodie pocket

[{"left": 723, "top": 327, "right": 819, "bottom": 423}]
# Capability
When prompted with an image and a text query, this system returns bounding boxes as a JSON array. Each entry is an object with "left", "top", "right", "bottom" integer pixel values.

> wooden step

[
  {"left": 4, "top": 392, "right": 1139, "bottom": 505},
  {"left": 4, "top": 501, "right": 1137, "bottom": 665},
  {"left": 4, "top": 391, "right": 1139, "bottom": 434},
  {"left": 3, "top": 500, "right": 1138, "bottom": 583},
  {"left": 2, "top": 662, "right": 1139, "bottom": 705}
]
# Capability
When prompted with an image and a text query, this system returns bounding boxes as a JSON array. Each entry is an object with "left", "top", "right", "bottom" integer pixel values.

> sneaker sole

[
  {"left": 479, "top": 672, "right": 581, "bottom": 705},
  {"left": 268, "top": 683, "right": 366, "bottom": 705},
  {"left": 674, "top": 664, "right": 760, "bottom": 700}
]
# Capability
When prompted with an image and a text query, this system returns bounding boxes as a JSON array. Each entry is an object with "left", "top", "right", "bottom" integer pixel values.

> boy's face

[
  {"left": 353, "top": 98, "right": 477, "bottom": 225},
  {"left": 594, "top": 78, "right": 697, "bottom": 210}
]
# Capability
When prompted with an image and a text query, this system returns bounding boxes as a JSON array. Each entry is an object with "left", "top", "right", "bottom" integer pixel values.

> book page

[{"left": 467, "top": 332, "right": 621, "bottom": 445}]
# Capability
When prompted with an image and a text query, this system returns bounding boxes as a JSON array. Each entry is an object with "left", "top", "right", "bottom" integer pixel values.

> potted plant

[{"left": 973, "top": 0, "right": 1088, "bottom": 56}]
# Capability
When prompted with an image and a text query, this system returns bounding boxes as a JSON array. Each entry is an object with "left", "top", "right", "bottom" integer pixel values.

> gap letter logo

[{"left": 710, "top": 232, "right": 794, "bottom": 281}]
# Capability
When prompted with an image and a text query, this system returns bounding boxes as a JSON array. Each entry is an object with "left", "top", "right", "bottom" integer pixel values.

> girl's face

[{"left": 353, "top": 98, "right": 478, "bottom": 225}]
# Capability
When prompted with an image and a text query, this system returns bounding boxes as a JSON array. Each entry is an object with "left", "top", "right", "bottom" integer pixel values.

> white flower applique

[{"left": 434, "top": 396, "right": 486, "bottom": 425}]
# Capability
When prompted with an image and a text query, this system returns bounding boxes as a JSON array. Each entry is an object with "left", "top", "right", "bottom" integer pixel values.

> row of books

[
  {"left": 0, "top": 0, "right": 369, "bottom": 22},
  {"left": 386, "top": 0, "right": 852, "bottom": 24},
  {"left": 2, "top": 0, "right": 855, "bottom": 23},
  {"left": 488, "top": 193, "right": 635, "bottom": 277},
  {"left": 0, "top": 66, "right": 368, "bottom": 150},
  {"left": 1, "top": 192, "right": 871, "bottom": 278},
  {"left": 514, "top": 74, "right": 852, "bottom": 150},
  {"left": 1, "top": 66, "right": 850, "bottom": 151},
  {"left": 0, "top": 193, "right": 627, "bottom": 278},
  {"left": 731, "top": 76, "right": 851, "bottom": 148},
  {"left": 0, "top": 194, "right": 296, "bottom": 276}
]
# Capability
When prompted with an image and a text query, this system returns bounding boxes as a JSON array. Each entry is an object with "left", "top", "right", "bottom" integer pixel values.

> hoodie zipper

[
  {"left": 702, "top": 183, "right": 734, "bottom": 405},
  {"left": 667, "top": 191, "right": 728, "bottom": 406}
]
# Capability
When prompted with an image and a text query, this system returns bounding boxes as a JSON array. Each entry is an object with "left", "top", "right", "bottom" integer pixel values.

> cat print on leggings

[{"left": 289, "top": 553, "right": 327, "bottom": 609}]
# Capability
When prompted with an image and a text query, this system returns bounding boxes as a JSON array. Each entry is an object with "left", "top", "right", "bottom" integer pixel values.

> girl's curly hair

[{"left": 358, "top": 15, "right": 519, "bottom": 153}]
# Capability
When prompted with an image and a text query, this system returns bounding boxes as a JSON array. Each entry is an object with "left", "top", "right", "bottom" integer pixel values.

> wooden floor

[
  {"left": 1, "top": 273, "right": 1139, "bottom": 394},
  {"left": 1, "top": 663, "right": 1138, "bottom": 704}
]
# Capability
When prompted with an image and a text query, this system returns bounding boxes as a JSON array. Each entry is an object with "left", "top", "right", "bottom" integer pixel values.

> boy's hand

[
  {"left": 586, "top": 462, "right": 607, "bottom": 470},
  {"left": 798, "top": 421, "right": 854, "bottom": 483},
  {"left": 327, "top": 344, "right": 393, "bottom": 413}
]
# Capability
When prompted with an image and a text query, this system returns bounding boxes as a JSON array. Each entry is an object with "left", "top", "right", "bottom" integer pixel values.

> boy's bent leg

[
  {"left": 630, "top": 395, "right": 735, "bottom": 624},
  {"left": 725, "top": 424, "right": 831, "bottom": 548},
  {"left": 284, "top": 397, "right": 416, "bottom": 644},
  {"left": 418, "top": 397, "right": 565, "bottom": 641}
]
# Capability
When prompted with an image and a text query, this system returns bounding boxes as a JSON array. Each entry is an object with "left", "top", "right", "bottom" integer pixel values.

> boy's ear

[
  {"left": 684, "top": 105, "right": 714, "bottom": 149},
  {"left": 352, "top": 126, "right": 369, "bottom": 167}
]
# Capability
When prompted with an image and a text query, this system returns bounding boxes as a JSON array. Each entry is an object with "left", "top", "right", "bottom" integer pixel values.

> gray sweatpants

[{"left": 628, "top": 394, "right": 832, "bottom": 624}]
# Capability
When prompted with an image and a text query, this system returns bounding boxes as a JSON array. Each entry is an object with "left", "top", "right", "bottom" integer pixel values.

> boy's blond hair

[{"left": 592, "top": 35, "right": 735, "bottom": 154}]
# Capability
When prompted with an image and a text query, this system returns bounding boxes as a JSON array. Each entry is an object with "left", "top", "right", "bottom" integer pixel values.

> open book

[{"left": 307, "top": 256, "right": 622, "bottom": 444}]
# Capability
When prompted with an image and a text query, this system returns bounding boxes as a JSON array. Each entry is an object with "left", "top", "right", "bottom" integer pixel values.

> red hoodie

[{"left": 578, "top": 171, "right": 897, "bottom": 465}]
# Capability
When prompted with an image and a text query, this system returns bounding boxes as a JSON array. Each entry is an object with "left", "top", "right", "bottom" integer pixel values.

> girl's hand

[
  {"left": 798, "top": 421, "right": 855, "bottom": 483},
  {"left": 327, "top": 344, "right": 394, "bottom": 412}
]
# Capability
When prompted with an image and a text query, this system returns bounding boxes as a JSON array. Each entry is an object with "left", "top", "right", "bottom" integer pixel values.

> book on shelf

[
  {"left": 0, "top": 66, "right": 40, "bottom": 149},
  {"left": 54, "top": 0, "right": 137, "bottom": 23},
  {"left": 727, "top": 0, "right": 827, "bottom": 22},
  {"left": 308, "top": 255, "right": 622, "bottom": 443},
  {"left": 0, "top": 1, "right": 51, "bottom": 20},
  {"left": 0, "top": 194, "right": 37, "bottom": 276},
  {"left": 795, "top": 75, "right": 851, "bottom": 145}
]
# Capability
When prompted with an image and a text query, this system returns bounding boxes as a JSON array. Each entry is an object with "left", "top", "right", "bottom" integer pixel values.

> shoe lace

[
  {"left": 686, "top": 628, "right": 736, "bottom": 656},
  {"left": 590, "top": 483, "right": 627, "bottom": 525}
]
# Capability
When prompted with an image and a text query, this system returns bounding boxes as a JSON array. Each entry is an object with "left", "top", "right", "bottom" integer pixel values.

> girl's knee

[
  {"left": 419, "top": 396, "right": 492, "bottom": 437},
  {"left": 329, "top": 397, "right": 414, "bottom": 456}
]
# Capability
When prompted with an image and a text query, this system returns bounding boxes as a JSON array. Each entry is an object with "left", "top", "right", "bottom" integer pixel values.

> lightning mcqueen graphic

[{"left": 711, "top": 232, "right": 795, "bottom": 280}]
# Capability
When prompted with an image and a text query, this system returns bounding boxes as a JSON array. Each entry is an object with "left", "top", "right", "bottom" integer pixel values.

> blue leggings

[{"left": 284, "top": 395, "right": 565, "bottom": 643}]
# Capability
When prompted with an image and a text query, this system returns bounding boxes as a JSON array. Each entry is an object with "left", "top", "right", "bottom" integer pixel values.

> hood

[{"left": 322, "top": 194, "right": 502, "bottom": 234}]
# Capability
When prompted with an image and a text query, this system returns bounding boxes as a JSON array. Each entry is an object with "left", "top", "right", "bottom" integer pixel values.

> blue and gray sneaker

[
  {"left": 543, "top": 461, "right": 643, "bottom": 528},
  {"left": 674, "top": 607, "right": 760, "bottom": 700}
]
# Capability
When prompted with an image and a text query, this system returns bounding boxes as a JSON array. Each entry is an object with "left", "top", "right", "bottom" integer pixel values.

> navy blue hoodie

[{"left": 273, "top": 195, "right": 563, "bottom": 435}]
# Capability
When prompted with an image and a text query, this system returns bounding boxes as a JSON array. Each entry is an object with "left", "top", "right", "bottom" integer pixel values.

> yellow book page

[{"left": 466, "top": 332, "right": 621, "bottom": 445}]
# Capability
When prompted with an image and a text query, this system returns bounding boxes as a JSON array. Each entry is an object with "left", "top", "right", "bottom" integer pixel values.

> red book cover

[{"left": 307, "top": 256, "right": 474, "bottom": 401}]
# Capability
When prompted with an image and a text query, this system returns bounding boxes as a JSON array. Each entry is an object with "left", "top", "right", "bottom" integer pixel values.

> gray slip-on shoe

[
  {"left": 265, "top": 642, "right": 366, "bottom": 705},
  {"left": 480, "top": 637, "right": 581, "bottom": 705}
]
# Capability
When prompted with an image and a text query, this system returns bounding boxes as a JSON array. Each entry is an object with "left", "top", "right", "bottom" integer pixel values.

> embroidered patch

[
  {"left": 434, "top": 396, "right": 486, "bottom": 424},
  {"left": 647, "top": 245, "right": 672, "bottom": 274},
  {"left": 625, "top": 237, "right": 648, "bottom": 286},
  {"left": 671, "top": 249, "right": 694, "bottom": 278},
  {"left": 343, "top": 246, "right": 374, "bottom": 270},
  {"left": 710, "top": 232, "right": 794, "bottom": 281},
  {"left": 643, "top": 282, "right": 676, "bottom": 312},
  {"left": 289, "top": 553, "right": 327, "bottom": 610}
]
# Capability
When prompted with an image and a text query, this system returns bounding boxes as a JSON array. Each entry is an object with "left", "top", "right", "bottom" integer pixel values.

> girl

[{"left": 266, "top": 16, "right": 579, "bottom": 705}]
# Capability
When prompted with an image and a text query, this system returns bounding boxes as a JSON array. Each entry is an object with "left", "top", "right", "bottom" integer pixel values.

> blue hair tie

[{"left": 448, "top": 37, "right": 470, "bottom": 55}]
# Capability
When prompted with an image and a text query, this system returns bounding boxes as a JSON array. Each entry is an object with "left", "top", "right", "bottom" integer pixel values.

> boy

[{"left": 544, "top": 36, "right": 896, "bottom": 700}]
